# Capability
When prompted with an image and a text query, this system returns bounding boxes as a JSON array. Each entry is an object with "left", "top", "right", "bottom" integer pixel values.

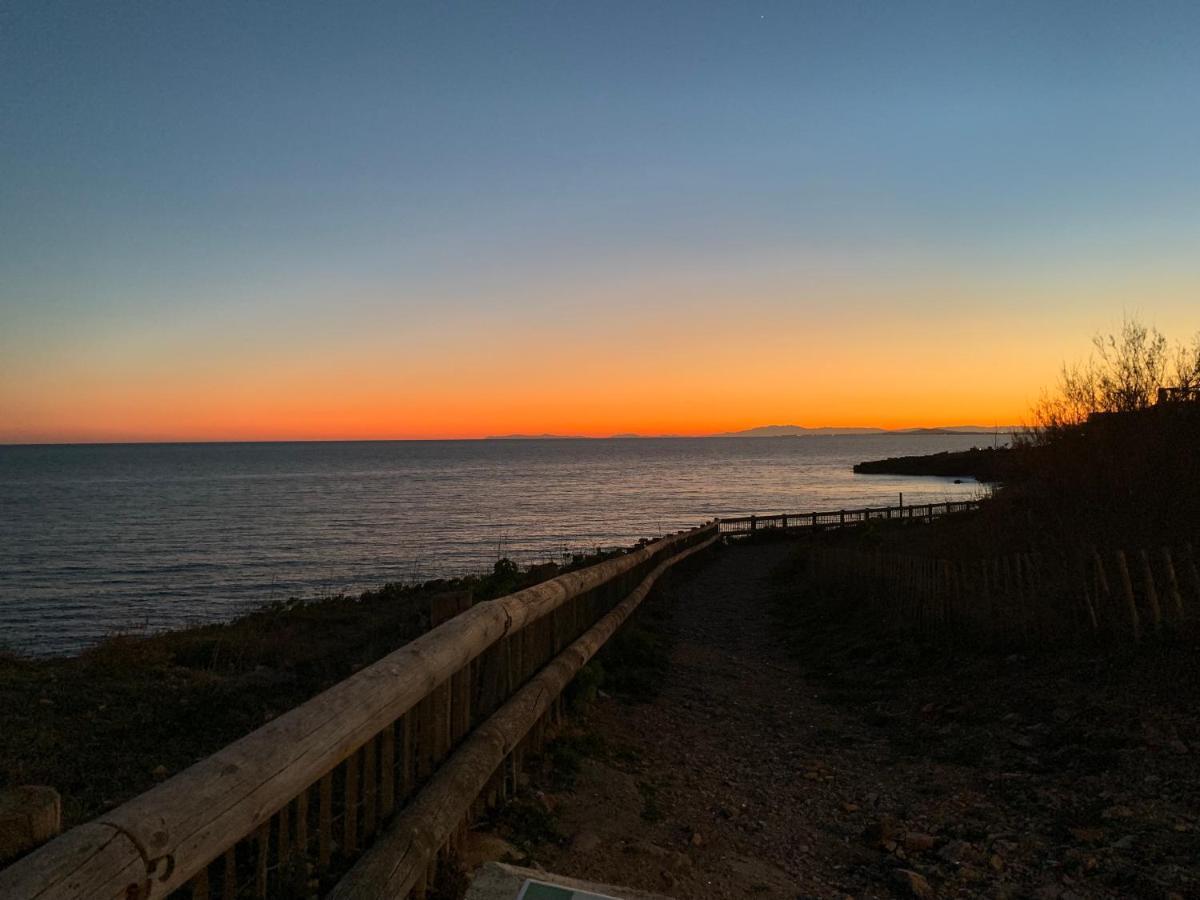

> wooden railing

[
  {"left": 718, "top": 499, "right": 981, "bottom": 535},
  {"left": 0, "top": 523, "right": 719, "bottom": 900}
]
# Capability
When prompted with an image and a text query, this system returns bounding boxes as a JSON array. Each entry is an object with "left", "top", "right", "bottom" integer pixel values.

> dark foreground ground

[
  {"left": 487, "top": 540, "right": 1199, "bottom": 899},
  {"left": 5, "top": 537, "right": 1199, "bottom": 897},
  {"left": 0, "top": 552, "right": 592, "bottom": 833}
]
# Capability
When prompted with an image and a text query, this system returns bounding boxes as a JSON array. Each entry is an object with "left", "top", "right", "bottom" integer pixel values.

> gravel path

[
  {"left": 502, "top": 540, "right": 1199, "bottom": 900},
  {"left": 532, "top": 540, "right": 880, "bottom": 898}
]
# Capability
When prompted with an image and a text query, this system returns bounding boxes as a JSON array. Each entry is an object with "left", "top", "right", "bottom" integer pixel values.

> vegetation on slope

[{"left": 0, "top": 549, "right": 622, "bottom": 837}]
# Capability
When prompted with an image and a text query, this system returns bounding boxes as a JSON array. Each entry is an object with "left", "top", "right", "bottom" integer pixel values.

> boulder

[
  {"left": 891, "top": 868, "right": 934, "bottom": 898},
  {"left": 460, "top": 831, "right": 521, "bottom": 872}
]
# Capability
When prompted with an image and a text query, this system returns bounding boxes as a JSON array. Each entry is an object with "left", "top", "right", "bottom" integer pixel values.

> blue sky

[{"left": 3, "top": 1, "right": 1199, "bottom": 440}]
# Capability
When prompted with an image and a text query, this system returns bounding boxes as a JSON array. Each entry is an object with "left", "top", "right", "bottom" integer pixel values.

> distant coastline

[
  {"left": 3, "top": 427, "right": 1020, "bottom": 447},
  {"left": 486, "top": 425, "right": 1019, "bottom": 440}
]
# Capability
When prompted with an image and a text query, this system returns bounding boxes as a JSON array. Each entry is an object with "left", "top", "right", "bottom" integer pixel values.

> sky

[{"left": 2, "top": 1, "right": 1199, "bottom": 442}]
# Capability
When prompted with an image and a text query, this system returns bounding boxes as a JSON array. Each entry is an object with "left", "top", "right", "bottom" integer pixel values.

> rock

[
  {"left": 959, "top": 864, "right": 985, "bottom": 882},
  {"left": 690, "top": 831, "right": 704, "bottom": 847},
  {"left": 532, "top": 790, "right": 558, "bottom": 812},
  {"left": 936, "top": 839, "right": 969, "bottom": 864},
  {"left": 460, "top": 832, "right": 521, "bottom": 871},
  {"left": 989, "top": 853, "right": 1005, "bottom": 872},
  {"left": 862, "top": 815, "right": 902, "bottom": 850},
  {"left": 627, "top": 841, "right": 691, "bottom": 871},
  {"left": 891, "top": 868, "right": 934, "bottom": 898},
  {"left": 151, "top": 765, "right": 169, "bottom": 781},
  {"left": 572, "top": 830, "right": 602, "bottom": 854},
  {"left": 0, "top": 786, "right": 62, "bottom": 863},
  {"left": 904, "top": 832, "right": 936, "bottom": 853}
]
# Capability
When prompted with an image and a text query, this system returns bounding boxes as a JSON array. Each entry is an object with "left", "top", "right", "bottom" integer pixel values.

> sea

[{"left": 0, "top": 435, "right": 996, "bottom": 655}]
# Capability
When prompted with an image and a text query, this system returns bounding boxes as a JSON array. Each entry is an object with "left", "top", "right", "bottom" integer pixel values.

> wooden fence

[
  {"left": 718, "top": 499, "right": 981, "bottom": 536},
  {"left": 0, "top": 523, "right": 718, "bottom": 900},
  {"left": 803, "top": 540, "right": 1200, "bottom": 644}
]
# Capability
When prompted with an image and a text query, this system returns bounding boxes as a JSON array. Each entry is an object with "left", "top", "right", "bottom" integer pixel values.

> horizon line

[{"left": 0, "top": 425, "right": 1023, "bottom": 448}]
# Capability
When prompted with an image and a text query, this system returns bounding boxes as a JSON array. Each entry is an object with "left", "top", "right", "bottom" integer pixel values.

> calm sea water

[{"left": 0, "top": 436, "right": 993, "bottom": 655}]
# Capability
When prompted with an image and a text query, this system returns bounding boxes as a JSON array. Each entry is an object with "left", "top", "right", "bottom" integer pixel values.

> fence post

[
  {"left": 978, "top": 558, "right": 991, "bottom": 635},
  {"left": 1115, "top": 550, "right": 1141, "bottom": 641},
  {"left": 1078, "top": 552, "right": 1099, "bottom": 634},
  {"left": 1138, "top": 550, "right": 1163, "bottom": 632},
  {"left": 940, "top": 560, "right": 951, "bottom": 626},
  {"left": 1012, "top": 555, "right": 1027, "bottom": 640},
  {"left": 750, "top": 514, "right": 757, "bottom": 533},
  {"left": 1183, "top": 543, "right": 1200, "bottom": 608},
  {"left": 1023, "top": 552, "right": 1041, "bottom": 638},
  {"left": 1161, "top": 547, "right": 1185, "bottom": 622}
]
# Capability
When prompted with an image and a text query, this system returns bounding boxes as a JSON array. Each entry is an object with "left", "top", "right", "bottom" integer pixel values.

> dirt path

[
  {"left": 527, "top": 540, "right": 883, "bottom": 898},
  {"left": 492, "top": 539, "right": 1199, "bottom": 900}
]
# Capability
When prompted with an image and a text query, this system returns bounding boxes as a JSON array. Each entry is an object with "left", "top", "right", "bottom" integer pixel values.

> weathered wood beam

[
  {"left": 0, "top": 525, "right": 713, "bottom": 900},
  {"left": 329, "top": 532, "right": 718, "bottom": 900}
]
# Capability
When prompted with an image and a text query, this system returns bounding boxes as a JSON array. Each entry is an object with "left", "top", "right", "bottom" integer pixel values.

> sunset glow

[{"left": 3, "top": 3, "right": 1199, "bottom": 443}]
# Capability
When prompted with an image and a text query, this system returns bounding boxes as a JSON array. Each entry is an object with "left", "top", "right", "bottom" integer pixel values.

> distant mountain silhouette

[
  {"left": 895, "top": 426, "right": 1017, "bottom": 435},
  {"left": 719, "top": 424, "right": 1018, "bottom": 437},
  {"left": 718, "top": 425, "right": 884, "bottom": 436},
  {"left": 485, "top": 433, "right": 578, "bottom": 440},
  {"left": 485, "top": 425, "right": 1018, "bottom": 440}
]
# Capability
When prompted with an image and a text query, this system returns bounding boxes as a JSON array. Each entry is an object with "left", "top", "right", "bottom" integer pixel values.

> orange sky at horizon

[
  {"left": 6, "top": 3, "right": 1200, "bottom": 446},
  {"left": 0, "top": 321, "right": 1064, "bottom": 443},
  {"left": 4, "top": 270, "right": 1196, "bottom": 445},
  {"left": 2, "top": 370, "right": 1036, "bottom": 441}
]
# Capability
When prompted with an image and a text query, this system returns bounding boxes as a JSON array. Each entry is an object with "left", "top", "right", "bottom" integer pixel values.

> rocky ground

[{"left": 471, "top": 538, "right": 1200, "bottom": 899}]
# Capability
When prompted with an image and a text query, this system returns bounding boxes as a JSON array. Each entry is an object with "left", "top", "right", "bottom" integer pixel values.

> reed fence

[
  {"left": 803, "top": 540, "right": 1200, "bottom": 644},
  {"left": 0, "top": 523, "right": 718, "bottom": 900}
]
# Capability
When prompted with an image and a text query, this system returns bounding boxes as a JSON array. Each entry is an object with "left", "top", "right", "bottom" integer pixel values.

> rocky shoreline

[{"left": 853, "top": 446, "right": 1014, "bottom": 482}]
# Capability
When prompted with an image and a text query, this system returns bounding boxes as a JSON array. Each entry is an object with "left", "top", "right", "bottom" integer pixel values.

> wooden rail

[
  {"left": 0, "top": 523, "right": 718, "bottom": 900},
  {"left": 718, "top": 499, "right": 981, "bottom": 535},
  {"left": 330, "top": 533, "right": 717, "bottom": 898}
]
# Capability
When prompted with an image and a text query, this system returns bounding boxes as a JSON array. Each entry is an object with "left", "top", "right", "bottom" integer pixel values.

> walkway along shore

[
  {"left": 513, "top": 539, "right": 1200, "bottom": 899},
  {"left": 7, "top": 497, "right": 1196, "bottom": 898}
]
